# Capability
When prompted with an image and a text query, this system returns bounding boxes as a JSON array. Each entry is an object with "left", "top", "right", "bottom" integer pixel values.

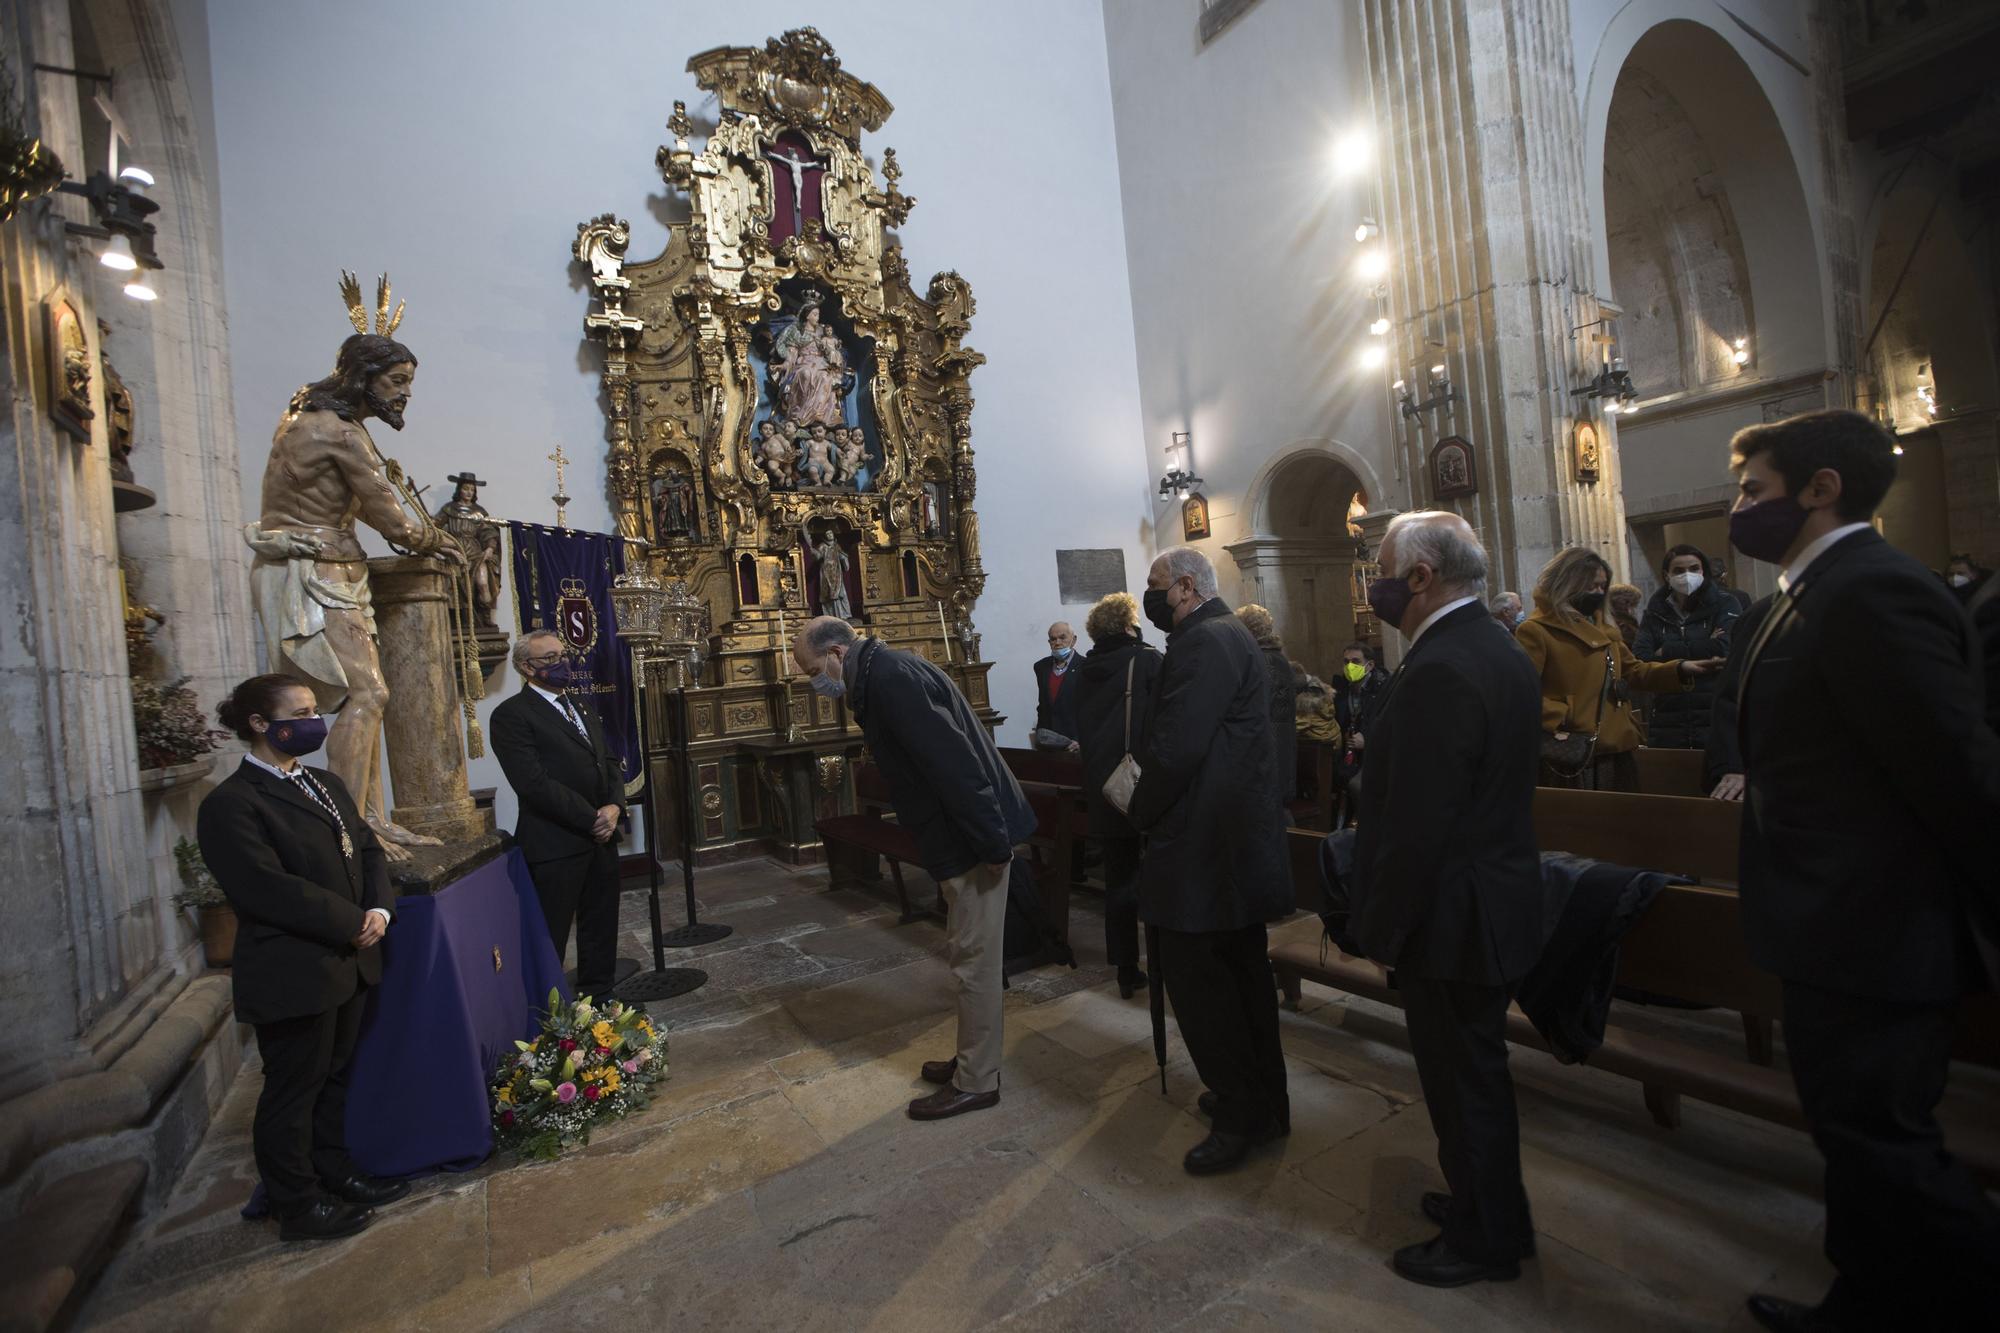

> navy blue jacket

[{"left": 847, "top": 637, "right": 1035, "bottom": 881}]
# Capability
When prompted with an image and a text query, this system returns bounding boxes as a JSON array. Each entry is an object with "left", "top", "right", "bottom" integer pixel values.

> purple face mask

[
  {"left": 537, "top": 660, "right": 576, "bottom": 689},
  {"left": 1367, "top": 574, "right": 1416, "bottom": 631},
  {"left": 266, "top": 715, "right": 328, "bottom": 757},
  {"left": 1729, "top": 493, "right": 1812, "bottom": 566}
]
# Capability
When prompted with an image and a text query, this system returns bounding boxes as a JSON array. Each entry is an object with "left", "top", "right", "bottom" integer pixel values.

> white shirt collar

[
  {"left": 1410, "top": 595, "right": 1480, "bottom": 648},
  {"left": 529, "top": 682, "right": 569, "bottom": 708},
  {"left": 244, "top": 752, "right": 298, "bottom": 780},
  {"left": 1779, "top": 522, "right": 1873, "bottom": 592}
]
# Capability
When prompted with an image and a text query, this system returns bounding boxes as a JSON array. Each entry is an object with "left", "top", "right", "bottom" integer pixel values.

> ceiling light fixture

[{"left": 1354, "top": 218, "right": 1379, "bottom": 243}]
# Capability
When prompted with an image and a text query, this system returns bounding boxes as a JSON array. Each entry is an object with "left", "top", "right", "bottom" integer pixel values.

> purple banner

[{"left": 509, "top": 523, "right": 639, "bottom": 784}]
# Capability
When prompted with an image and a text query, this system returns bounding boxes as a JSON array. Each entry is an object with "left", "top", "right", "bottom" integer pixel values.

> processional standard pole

[{"left": 606, "top": 568, "right": 707, "bottom": 1002}]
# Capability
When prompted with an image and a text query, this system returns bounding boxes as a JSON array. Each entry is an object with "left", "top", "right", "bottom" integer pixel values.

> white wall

[
  {"left": 207, "top": 1, "right": 1151, "bottom": 830},
  {"left": 1099, "top": 0, "right": 1393, "bottom": 603}
]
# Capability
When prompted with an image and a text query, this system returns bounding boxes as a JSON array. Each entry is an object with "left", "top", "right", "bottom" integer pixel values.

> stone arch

[
  {"left": 1583, "top": 6, "right": 1827, "bottom": 377},
  {"left": 1228, "top": 443, "right": 1376, "bottom": 675}
]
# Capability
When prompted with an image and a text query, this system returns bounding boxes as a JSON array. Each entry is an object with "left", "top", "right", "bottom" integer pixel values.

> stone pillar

[
  {"left": 367, "top": 556, "right": 484, "bottom": 843},
  {"left": 1362, "top": 0, "right": 1626, "bottom": 591},
  {"left": 1933, "top": 412, "right": 2000, "bottom": 565}
]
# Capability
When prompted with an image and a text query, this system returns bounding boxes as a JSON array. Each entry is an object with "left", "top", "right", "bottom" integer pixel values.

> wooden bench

[
  {"left": 1631, "top": 747, "right": 1710, "bottom": 798},
  {"left": 1270, "top": 805, "right": 2000, "bottom": 1186},
  {"left": 824, "top": 762, "right": 1072, "bottom": 948}
]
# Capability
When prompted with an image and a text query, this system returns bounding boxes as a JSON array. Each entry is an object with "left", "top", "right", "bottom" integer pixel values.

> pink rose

[
  {"left": 596, "top": 1046, "right": 611, "bottom": 1057},
  {"left": 584, "top": 1084, "right": 602, "bottom": 1101},
  {"left": 556, "top": 1082, "right": 578, "bottom": 1103},
  {"left": 620, "top": 1059, "right": 639, "bottom": 1075}
]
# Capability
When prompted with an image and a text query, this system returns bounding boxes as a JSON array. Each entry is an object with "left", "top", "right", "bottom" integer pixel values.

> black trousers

[
  {"left": 1099, "top": 836, "right": 1141, "bottom": 972},
  {"left": 252, "top": 987, "right": 369, "bottom": 1217},
  {"left": 1159, "top": 922, "right": 1289, "bottom": 1134},
  {"left": 1782, "top": 980, "right": 2000, "bottom": 1326},
  {"left": 529, "top": 845, "right": 622, "bottom": 997},
  {"left": 1400, "top": 975, "right": 1534, "bottom": 1264}
]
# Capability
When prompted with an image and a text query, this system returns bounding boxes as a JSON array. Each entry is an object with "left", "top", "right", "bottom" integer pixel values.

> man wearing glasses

[{"left": 491, "top": 630, "right": 627, "bottom": 1000}]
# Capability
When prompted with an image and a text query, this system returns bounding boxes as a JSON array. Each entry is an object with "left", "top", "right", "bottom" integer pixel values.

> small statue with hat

[{"left": 433, "top": 471, "right": 503, "bottom": 629}]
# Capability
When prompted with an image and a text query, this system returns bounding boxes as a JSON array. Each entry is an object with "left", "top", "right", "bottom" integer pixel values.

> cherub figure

[
  {"left": 798, "top": 422, "right": 836, "bottom": 487},
  {"left": 755, "top": 419, "right": 794, "bottom": 486},
  {"left": 834, "top": 427, "right": 867, "bottom": 486}
]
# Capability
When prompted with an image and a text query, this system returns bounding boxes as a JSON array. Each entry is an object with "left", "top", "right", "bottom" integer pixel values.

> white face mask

[{"left": 1669, "top": 571, "right": 1704, "bottom": 596}]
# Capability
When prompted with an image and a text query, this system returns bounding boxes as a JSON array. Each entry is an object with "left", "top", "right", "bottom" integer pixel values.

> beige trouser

[{"left": 939, "top": 859, "right": 1011, "bottom": 1094}]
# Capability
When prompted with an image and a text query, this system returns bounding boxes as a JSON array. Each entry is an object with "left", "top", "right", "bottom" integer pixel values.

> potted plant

[{"left": 173, "top": 837, "right": 235, "bottom": 968}]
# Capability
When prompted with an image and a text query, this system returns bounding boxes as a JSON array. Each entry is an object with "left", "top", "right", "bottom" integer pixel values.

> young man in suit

[
  {"left": 490, "top": 631, "right": 627, "bottom": 1001},
  {"left": 1352, "top": 512, "right": 1545, "bottom": 1287},
  {"left": 1726, "top": 409, "right": 2000, "bottom": 1332}
]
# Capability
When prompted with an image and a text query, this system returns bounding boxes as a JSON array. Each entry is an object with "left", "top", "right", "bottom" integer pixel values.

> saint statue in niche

[
  {"left": 920, "top": 480, "right": 949, "bottom": 539},
  {"left": 650, "top": 465, "right": 698, "bottom": 540},
  {"left": 813, "top": 526, "right": 853, "bottom": 620},
  {"left": 771, "top": 293, "right": 847, "bottom": 427}
]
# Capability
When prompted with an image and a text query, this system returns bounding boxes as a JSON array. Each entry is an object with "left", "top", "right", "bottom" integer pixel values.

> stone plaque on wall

[{"left": 1056, "top": 548, "right": 1127, "bottom": 604}]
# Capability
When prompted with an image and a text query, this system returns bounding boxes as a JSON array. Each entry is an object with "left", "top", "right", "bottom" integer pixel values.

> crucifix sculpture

[{"left": 765, "top": 143, "right": 817, "bottom": 237}]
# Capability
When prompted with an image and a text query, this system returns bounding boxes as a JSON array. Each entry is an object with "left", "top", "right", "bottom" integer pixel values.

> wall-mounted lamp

[
  {"left": 1354, "top": 217, "right": 1379, "bottom": 243},
  {"left": 1356, "top": 248, "right": 1388, "bottom": 281},
  {"left": 1571, "top": 357, "right": 1637, "bottom": 415},
  {"left": 1731, "top": 337, "right": 1750, "bottom": 369},
  {"left": 1358, "top": 344, "right": 1388, "bottom": 370},
  {"left": 56, "top": 170, "right": 165, "bottom": 299},
  {"left": 1331, "top": 130, "right": 1370, "bottom": 178},
  {"left": 1368, "top": 316, "right": 1390, "bottom": 337},
  {"left": 1158, "top": 430, "right": 1203, "bottom": 500},
  {"left": 1916, "top": 363, "right": 1938, "bottom": 419},
  {"left": 1397, "top": 363, "right": 1458, "bottom": 422}
]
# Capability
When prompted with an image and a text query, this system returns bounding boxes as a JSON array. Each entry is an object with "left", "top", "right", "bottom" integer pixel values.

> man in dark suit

[
  {"left": 792, "top": 616, "right": 1036, "bottom": 1121},
  {"left": 1726, "top": 410, "right": 2000, "bottom": 1332},
  {"left": 490, "top": 630, "right": 627, "bottom": 1001},
  {"left": 1130, "top": 547, "right": 1292, "bottom": 1175},
  {"left": 1031, "top": 620, "right": 1082, "bottom": 751},
  {"left": 198, "top": 674, "right": 409, "bottom": 1242},
  {"left": 1351, "top": 512, "right": 1545, "bottom": 1287}
]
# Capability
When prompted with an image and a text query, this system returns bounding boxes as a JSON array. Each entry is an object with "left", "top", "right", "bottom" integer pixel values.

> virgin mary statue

[{"left": 772, "top": 296, "right": 845, "bottom": 427}]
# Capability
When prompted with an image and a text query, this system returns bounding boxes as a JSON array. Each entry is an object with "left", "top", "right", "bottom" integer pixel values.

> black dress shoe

[
  {"left": 278, "top": 1198, "right": 373, "bottom": 1243},
  {"left": 1419, "top": 1193, "right": 1534, "bottom": 1256},
  {"left": 1183, "top": 1124, "right": 1281, "bottom": 1175},
  {"left": 1745, "top": 1295, "right": 1854, "bottom": 1333},
  {"left": 323, "top": 1173, "right": 410, "bottom": 1207},
  {"left": 1117, "top": 969, "right": 1149, "bottom": 999},
  {"left": 907, "top": 1085, "right": 999, "bottom": 1120},
  {"left": 1391, "top": 1235, "right": 1519, "bottom": 1287},
  {"left": 919, "top": 1056, "right": 958, "bottom": 1086}
]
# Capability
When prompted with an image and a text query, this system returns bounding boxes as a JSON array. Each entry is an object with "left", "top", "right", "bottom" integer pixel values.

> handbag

[
  {"left": 1101, "top": 656, "right": 1142, "bottom": 814},
  {"left": 1540, "top": 647, "right": 1614, "bottom": 778}
]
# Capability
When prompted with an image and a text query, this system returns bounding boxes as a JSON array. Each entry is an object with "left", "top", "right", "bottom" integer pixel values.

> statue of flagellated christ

[{"left": 244, "top": 276, "right": 462, "bottom": 859}]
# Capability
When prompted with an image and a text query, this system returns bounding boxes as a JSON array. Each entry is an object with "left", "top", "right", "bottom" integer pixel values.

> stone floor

[{"left": 77, "top": 855, "right": 1939, "bottom": 1331}]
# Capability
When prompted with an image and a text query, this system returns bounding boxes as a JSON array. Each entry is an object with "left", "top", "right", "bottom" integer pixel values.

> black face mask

[
  {"left": 1570, "top": 591, "right": 1606, "bottom": 618},
  {"left": 1142, "top": 587, "right": 1176, "bottom": 634}
]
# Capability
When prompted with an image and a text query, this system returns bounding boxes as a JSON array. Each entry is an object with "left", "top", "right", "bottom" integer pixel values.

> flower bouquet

[{"left": 491, "top": 989, "right": 670, "bottom": 1161}]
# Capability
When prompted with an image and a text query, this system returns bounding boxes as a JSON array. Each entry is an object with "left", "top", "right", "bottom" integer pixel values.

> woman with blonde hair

[
  {"left": 1515, "top": 548, "right": 1722, "bottom": 790},
  {"left": 1071, "top": 591, "right": 1163, "bottom": 996}
]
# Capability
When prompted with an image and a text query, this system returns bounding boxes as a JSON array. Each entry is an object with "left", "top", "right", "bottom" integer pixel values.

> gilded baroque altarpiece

[{"left": 573, "top": 29, "right": 994, "bottom": 858}]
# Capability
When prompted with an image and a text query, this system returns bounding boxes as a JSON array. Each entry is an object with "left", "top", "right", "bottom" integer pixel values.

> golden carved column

[{"left": 367, "top": 555, "right": 485, "bottom": 843}]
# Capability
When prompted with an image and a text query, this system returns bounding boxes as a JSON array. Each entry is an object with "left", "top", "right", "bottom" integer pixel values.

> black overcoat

[
  {"left": 1128, "top": 598, "right": 1290, "bottom": 933},
  {"left": 1071, "top": 633, "right": 1163, "bottom": 838},
  {"left": 1736, "top": 529, "right": 2000, "bottom": 1001},
  {"left": 1351, "top": 602, "right": 1546, "bottom": 983},
  {"left": 195, "top": 761, "right": 390, "bottom": 1024}
]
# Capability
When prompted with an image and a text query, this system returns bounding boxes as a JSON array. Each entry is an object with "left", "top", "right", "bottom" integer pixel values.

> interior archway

[{"left": 1228, "top": 450, "right": 1367, "bottom": 674}]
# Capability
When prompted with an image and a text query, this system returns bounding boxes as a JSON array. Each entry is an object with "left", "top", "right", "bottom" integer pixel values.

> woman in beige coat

[{"left": 1514, "top": 549, "right": 1723, "bottom": 790}]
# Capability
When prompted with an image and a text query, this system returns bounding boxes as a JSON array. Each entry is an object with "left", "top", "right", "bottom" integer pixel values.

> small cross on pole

[{"left": 548, "top": 443, "right": 572, "bottom": 531}]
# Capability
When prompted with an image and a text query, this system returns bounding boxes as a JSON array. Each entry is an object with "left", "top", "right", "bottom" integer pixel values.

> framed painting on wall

[
  {"left": 1182, "top": 493, "right": 1211, "bottom": 541},
  {"left": 1429, "top": 435, "right": 1477, "bottom": 502}
]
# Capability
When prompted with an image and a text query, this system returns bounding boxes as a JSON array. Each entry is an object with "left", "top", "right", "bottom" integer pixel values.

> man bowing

[
  {"left": 491, "top": 630, "right": 627, "bottom": 1001},
  {"left": 1352, "top": 512, "right": 1545, "bottom": 1287}
]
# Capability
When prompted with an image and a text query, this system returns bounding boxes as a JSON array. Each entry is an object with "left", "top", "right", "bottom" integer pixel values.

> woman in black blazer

[{"left": 195, "top": 674, "right": 409, "bottom": 1242}]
